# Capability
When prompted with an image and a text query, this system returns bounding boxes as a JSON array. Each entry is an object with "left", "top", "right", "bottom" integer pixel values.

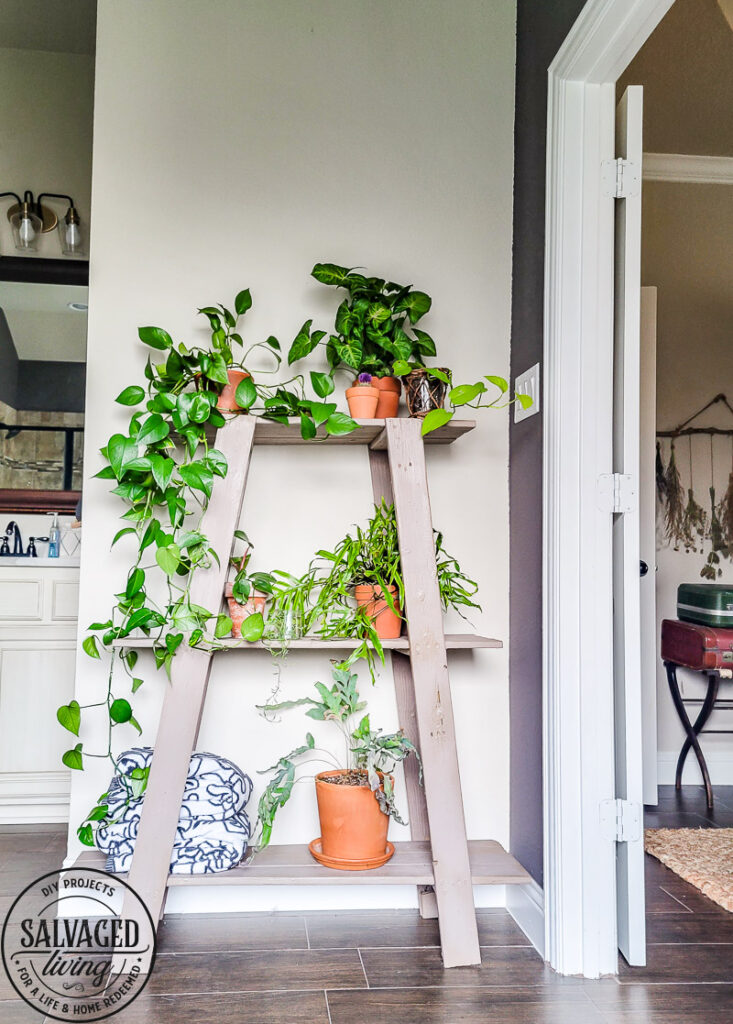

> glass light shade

[
  {"left": 10, "top": 206, "right": 42, "bottom": 251},
  {"left": 60, "top": 208, "right": 84, "bottom": 256}
]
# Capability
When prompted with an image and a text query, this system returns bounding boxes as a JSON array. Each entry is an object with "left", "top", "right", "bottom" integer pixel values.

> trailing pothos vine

[{"left": 58, "top": 288, "right": 357, "bottom": 847}]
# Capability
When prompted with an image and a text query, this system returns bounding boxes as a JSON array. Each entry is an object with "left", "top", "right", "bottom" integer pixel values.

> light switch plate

[{"left": 514, "top": 362, "right": 540, "bottom": 422}]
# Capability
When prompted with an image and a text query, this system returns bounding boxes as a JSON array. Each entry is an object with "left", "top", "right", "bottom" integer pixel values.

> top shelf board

[{"left": 210, "top": 417, "right": 475, "bottom": 448}]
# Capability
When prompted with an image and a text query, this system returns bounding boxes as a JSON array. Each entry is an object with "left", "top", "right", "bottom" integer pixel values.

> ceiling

[
  {"left": 0, "top": 281, "right": 88, "bottom": 361},
  {"left": 0, "top": 0, "right": 96, "bottom": 56}
]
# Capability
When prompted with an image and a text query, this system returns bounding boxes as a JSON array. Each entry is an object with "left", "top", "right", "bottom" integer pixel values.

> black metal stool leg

[{"left": 665, "top": 662, "right": 718, "bottom": 809}]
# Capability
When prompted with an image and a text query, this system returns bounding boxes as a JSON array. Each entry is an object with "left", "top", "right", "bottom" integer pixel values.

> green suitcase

[{"left": 677, "top": 583, "right": 733, "bottom": 628}]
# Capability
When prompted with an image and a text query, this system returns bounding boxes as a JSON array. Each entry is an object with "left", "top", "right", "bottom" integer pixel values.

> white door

[
  {"left": 612, "top": 85, "right": 646, "bottom": 967},
  {"left": 640, "top": 287, "right": 658, "bottom": 805}
]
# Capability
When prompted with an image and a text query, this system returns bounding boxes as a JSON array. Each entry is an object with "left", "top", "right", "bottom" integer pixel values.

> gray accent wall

[
  {"left": 0, "top": 309, "right": 85, "bottom": 413},
  {"left": 509, "top": 0, "right": 587, "bottom": 886},
  {"left": 0, "top": 309, "right": 19, "bottom": 408}
]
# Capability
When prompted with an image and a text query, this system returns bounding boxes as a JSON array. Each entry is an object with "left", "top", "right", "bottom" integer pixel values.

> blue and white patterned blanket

[{"left": 97, "top": 748, "right": 253, "bottom": 875}]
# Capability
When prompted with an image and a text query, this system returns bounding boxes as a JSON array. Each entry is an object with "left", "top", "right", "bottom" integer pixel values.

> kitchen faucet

[{"left": 4, "top": 521, "right": 23, "bottom": 556}]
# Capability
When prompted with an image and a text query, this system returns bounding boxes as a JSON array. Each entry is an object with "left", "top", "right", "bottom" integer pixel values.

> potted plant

[
  {"left": 345, "top": 372, "right": 380, "bottom": 419},
  {"left": 255, "top": 665, "right": 420, "bottom": 869},
  {"left": 287, "top": 263, "right": 437, "bottom": 418},
  {"left": 225, "top": 531, "right": 276, "bottom": 640}
]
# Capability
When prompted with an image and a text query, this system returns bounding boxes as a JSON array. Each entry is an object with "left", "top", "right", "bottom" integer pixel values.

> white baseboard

[
  {"left": 657, "top": 752, "right": 733, "bottom": 787},
  {"left": 0, "top": 771, "right": 70, "bottom": 823},
  {"left": 506, "top": 878, "right": 545, "bottom": 959}
]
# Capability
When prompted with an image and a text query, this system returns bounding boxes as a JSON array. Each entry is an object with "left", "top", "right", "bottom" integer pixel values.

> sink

[{"left": 0, "top": 556, "right": 81, "bottom": 567}]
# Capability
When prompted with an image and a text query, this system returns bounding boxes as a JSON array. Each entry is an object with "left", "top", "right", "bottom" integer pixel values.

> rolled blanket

[
  {"left": 105, "top": 747, "right": 252, "bottom": 821},
  {"left": 98, "top": 748, "right": 253, "bottom": 875},
  {"left": 97, "top": 810, "right": 251, "bottom": 875}
]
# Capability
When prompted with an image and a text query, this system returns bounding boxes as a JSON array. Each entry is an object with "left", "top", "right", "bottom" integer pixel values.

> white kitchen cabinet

[{"left": 0, "top": 563, "right": 80, "bottom": 823}]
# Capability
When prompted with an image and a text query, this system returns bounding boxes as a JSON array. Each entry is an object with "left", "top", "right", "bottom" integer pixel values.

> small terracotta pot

[
  {"left": 225, "top": 585, "right": 266, "bottom": 639},
  {"left": 354, "top": 583, "right": 402, "bottom": 640},
  {"left": 404, "top": 368, "right": 449, "bottom": 418},
  {"left": 217, "top": 369, "right": 251, "bottom": 413},
  {"left": 371, "top": 376, "right": 401, "bottom": 418},
  {"left": 345, "top": 385, "right": 379, "bottom": 419},
  {"left": 315, "top": 769, "right": 391, "bottom": 866}
]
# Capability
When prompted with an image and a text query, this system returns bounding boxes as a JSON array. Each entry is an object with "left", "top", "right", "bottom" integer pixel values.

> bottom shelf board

[{"left": 76, "top": 840, "right": 530, "bottom": 887}]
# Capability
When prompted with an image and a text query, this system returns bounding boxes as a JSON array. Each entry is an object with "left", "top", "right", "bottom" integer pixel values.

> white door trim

[
  {"left": 643, "top": 152, "right": 733, "bottom": 184},
  {"left": 543, "top": 0, "right": 674, "bottom": 979}
]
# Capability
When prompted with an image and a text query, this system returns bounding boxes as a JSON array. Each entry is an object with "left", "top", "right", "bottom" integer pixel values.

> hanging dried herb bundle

[
  {"left": 663, "top": 443, "right": 686, "bottom": 549},
  {"left": 656, "top": 441, "right": 667, "bottom": 503},
  {"left": 702, "top": 486, "right": 725, "bottom": 579},
  {"left": 681, "top": 488, "right": 707, "bottom": 552},
  {"left": 721, "top": 468, "right": 733, "bottom": 557}
]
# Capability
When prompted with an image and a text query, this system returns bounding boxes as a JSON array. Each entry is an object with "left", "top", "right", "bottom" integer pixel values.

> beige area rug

[{"left": 645, "top": 828, "right": 733, "bottom": 913}]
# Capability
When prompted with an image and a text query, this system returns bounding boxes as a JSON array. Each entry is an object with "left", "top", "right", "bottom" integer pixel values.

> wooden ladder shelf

[{"left": 79, "top": 415, "right": 529, "bottom": 969}]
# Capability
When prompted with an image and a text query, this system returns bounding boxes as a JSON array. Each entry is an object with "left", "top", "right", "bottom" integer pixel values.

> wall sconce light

[{"left": 0, "top": 189, "right": 84, "bottom": 257}]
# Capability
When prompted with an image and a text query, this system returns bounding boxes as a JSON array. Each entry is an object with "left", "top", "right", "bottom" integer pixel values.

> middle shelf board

[
  {"left": 110, "top": 633, "right": 503, "bottom": 651},
  {"left": 75, "top": 840, "right": 530, "bottom": 887}
]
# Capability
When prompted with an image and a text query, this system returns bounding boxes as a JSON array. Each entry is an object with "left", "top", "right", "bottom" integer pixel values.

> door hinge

[
  {"left": 597, "top": 473, "right": 637, "bottom": 513},
  {"left": 600, "top": 799, "right": 642, "bottom": 843},
  {"left": 601, "top": 158, "right": 641, "bottom": 199}
]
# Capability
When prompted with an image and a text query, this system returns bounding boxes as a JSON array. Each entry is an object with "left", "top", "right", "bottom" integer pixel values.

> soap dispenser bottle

[{"left": 48, "top": 513, "right": 60, "bottom": 558}]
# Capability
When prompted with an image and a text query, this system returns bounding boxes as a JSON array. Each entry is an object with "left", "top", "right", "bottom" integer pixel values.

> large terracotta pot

[
  {"left": 345, "top": 384, "right": 379, "bottom": 419},
  {"left": 314, "top": 769, "right": 392, "bottom": 868},
  {"left": 354, "top": 583, "right": 402, "bottom": 639},
  {"left": 404, "top": 368, "right": 449, "bottom": 418},
  {"left": 217, "top": 369, "right": 251, "bottom": 413},
  {"left": 225, "top": 584, "right": 266, "bottom": 639},
  {"left": 371, "top": 376, "right": 401, "bottom": 418}
]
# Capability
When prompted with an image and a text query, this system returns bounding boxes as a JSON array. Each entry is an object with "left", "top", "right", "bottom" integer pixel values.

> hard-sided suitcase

[
  {"left": 661, "top": 618, "right": 733, "bottom": 670},
  {"left": 677, "top": 583, "right": 733, "bottom": 628}
]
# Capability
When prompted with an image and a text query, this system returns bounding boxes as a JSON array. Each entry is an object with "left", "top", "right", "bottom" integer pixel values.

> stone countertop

[{"left": 0, "top": 557, "right": 81, "bottom": 568}]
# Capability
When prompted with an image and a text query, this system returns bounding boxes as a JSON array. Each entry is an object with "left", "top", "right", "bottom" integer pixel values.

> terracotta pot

[
  {"left": 345, "top": 385, "right": 379, "bottom": 419},
  {"left": 315, "top": 769, "right": 392, "bottom": 866},
  {"left": 354, "top": 583, "right": 402, "bottom": 639},
  {"left": 225, "top": 586, "right": 266, "bottom": 639},
  {"left": 217, "top": 369, "right": 251, "bottom": 413},
  {"left": 371, "top": 376, "right": 401, "bottom": 418},
  {"left": 404, "top": 368, "right": 449, "bottom": 418}
]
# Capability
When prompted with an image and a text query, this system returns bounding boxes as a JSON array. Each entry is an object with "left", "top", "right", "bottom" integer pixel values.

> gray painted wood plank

[
  {"left": 122, "top": 416, "right": 256, "bottom": 934},
  {"left": 111, "top": 633, "right": 502, "bottom": 650},
  {"left": 369, "top": 419, "right": 474, "bottom": 450},
  {"left": 385, "top": 416, "right": 481, "bottom": 967},
  {"left": 204, "top": 418, "right": 475, "bottom": 446}
]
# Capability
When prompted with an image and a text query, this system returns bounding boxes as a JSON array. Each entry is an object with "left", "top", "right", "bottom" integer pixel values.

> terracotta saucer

[{"left": 308, "top": 838, "right": 395, "bottom": 871}]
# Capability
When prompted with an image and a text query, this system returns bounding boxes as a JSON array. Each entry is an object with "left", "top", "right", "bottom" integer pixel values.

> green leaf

[
  {"left": 287, "top": 320, "right": 318, "bottom": 364},
  {"left": 308, "top": 401, "right": 336, "bottom": 427},
  {"left": 138, "top": 326, "right": 172, "bottom": 350},
  {"left": 179, "top": 462, "right": 214, "bottom": 498},
  {"left": 206, "top": 448, "right": 228, "bottom": 478},
  {"left": 516, "top": 392, "right": 533, "bottom": 409},
  {"left": 240, "top": 612, "right": 264, "bottom": 642},
  {"left": 392, "top": 359, "right": 412, "bottom": 377},
  {"left": 126, "top": 567, "right": 145, "bottom": 598},
  {"left": 77, "top": 824, "right": 95, "bottom": 846},
  {"left": 139, "top": 518, "right": 161, "bottom": 552},
  {"left": 334, "top": 335, "right": 363, "bottom": 370},
  {"left": 149, "top": 455, "right": 175, "bottom": 492},
  {"left": 427, "top": 367, "right": 450, "bottom": 385},
  {"left": 111, "top": 527, "right": 136, "bottom": 548},
  {"left": 395, "top": 290, "right": 432, "bottom": 324},
  {"left": 234, "top": 288, "right": 252, "bottom": 316},
  {"left": 449, "top": 382, "right": 485, "bottom": 406},
  {"left": 107, "top": 434, "right": 139, "bottom": 479},
  {"left": 485, "top": 374, "right": 509, "bottom": 393},
  {"left": 156, "top": 543, "right": 181, "bottom": 576},
  {"left": 62, "top": 743, "right": 83, "bottom": 770},
  {"left": 325, "top": 412, "right": 358, "bottom": 436},
  {"left": 110, "top": 699, "right": 132, "bottom": 724},
  {"left": 412, "top": 328, "right": 436, "bottom": 357},
  {"left": 129, "top": 715, "right": 142, "bottom": 735},
  {"left": 82, "top": 635, "right": 100, "bottom": 660},
  {"left": 116, "top": 385, "right": 146, "bottom": 406},
  {"left": 137, "top": 414, "right": 170, "bottom": 446},
  {"left": 311, "top": 262, "right": 350, "bottom": 287},
  {"left": 57, "top": 700, "right": 81, "bottom": 736},
  {"left": 420, "top": 408, "right": 453, "bottom": 436},
  {"left": 94, "top": 466, "right": 117, "bottom": 480},
  {"left": 299, "top": 413, "right": 317, "bottom": 440},
  {"left": 131, "top": 677, "right": 144, "bottom": 693},
  {"left": 207, "top": 352, "right": 230, "bottom": 385},
  {"left": 215, "top": 614, "right": 233, "bottom": 638},
  {"left": 234, "top": 377, "right": 257, "bottom": 409},
  {"left": 87, "top": 805, "right": 109, "bottom": 822},
  {"left": 189, "top": 394, "right": 212, "bottom": 423},
  {"left": 310, "top": 371, "right": 334, "bottom": 398}
]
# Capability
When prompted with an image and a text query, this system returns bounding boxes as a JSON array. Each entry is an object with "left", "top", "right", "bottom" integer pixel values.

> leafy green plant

[
  {"left": 391, "top": 361, "right": 532, "bottom": 436},
  {"left": 228, "top": 530, "right": 277, "bottom": 605},
  {"left": 287, "top": 263, "right": 436, "bottom": 378},
  {"left": 255, "top": 665, "right": 420, "bottom": 849}
]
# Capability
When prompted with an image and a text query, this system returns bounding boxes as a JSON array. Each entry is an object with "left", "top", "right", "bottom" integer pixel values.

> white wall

[
  {"left": 70, "top": 0, "right": 517, "bottom": 911},
  {"left": 0, "top": 47, "right": 94, "bottom": 258},
  {"left": 644, "top": 181, "right": 733, "bottom": 784}
]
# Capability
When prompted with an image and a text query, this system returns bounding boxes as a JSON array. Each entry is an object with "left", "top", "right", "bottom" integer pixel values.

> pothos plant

[
  {"left": 59, "top": 288, "right": 354, "bottom": 847},
  {"left": 255, "top": 664, "right": 420, "bottom": 850},
  {"left": 286, "top": 262, "right": 436, "bottom": 377}
]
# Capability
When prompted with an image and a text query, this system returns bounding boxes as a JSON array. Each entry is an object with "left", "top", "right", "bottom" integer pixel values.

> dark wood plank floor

[{"left": 0, "top": 786, "right": 730, "bottom": 1023}]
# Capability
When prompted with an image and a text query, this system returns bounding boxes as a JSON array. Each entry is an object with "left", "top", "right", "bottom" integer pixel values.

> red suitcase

[{"left": 661, "top": 618, "right": 733, "bottom": 671}]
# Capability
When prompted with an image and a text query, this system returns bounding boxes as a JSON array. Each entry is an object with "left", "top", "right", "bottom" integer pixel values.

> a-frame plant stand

[{"left": 79, "top": 415, "right": 529, "bottom": 969}]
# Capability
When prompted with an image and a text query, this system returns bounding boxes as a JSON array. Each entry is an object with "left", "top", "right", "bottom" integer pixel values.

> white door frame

[{"left": 542, "top": 0, "right": 675, "bottom": 978}]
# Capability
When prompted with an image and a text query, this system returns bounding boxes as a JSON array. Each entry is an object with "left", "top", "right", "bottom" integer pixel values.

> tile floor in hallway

[{"left": 0, "top": 786, "right": 731, "bottom": 1023}]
